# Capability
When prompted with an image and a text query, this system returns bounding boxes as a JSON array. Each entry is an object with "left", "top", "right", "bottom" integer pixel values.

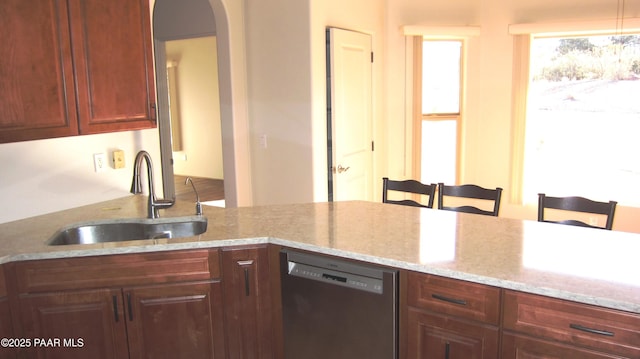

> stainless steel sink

[{"left": 47, "top": 216, "right": 207, "bottom": 245}]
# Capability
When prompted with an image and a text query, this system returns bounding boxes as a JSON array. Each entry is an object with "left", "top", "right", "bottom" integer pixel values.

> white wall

[
  {"left": 0, "top": 130, "right": 161, "bottom": 223},
  {"left": 166, "top": 36, "right": 224, "bottom": 179}
]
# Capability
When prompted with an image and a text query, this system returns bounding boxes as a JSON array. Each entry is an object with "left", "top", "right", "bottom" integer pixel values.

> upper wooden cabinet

[{"left": 0, "top": 0, "right": 156, "bottom": 144}]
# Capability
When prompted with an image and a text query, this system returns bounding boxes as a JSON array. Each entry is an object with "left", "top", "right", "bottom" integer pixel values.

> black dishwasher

[{"left": 280, "top": 250, "right": 398, "bottom": 359}]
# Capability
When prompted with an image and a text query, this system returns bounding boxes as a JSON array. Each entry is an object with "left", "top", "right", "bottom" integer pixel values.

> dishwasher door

[{"left": 280, "top": 250, "right": 398, "bottom": 359}]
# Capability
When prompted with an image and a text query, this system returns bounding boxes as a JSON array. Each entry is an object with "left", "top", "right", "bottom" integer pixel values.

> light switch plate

[{"left": 112, "top": 150, "right": 125, "bottom": 169}]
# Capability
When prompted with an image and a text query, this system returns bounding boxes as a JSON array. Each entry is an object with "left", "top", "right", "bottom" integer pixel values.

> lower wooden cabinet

[
  {"left": 406, "top": 272, "right": 501, "bottom": 359},
  {"left": 222, "top": 245, "right": 273, "bottom": 359},
  {"left": 6, "top": 246, "right": 639, "bottom": 359},
  {"left": 5, "top": 246, "right": 276, "bottom": 359},
  {"left": 10, "top": 249, "right": 226, "bottom": 359},
  {"left": 18, "top": 280, "right": 225, "bottom": 359},
  {"left": 407, "top": 308, "right": 499, "bottom": 358},
  {"left": 406, "top": 273, "right": 640, "bottom": 359},
  {"left": 503, "top": 290, "right": 640, "bottom": 358},
  {"left": 1, "top": 265, "right": 15, "bottom": 359}
]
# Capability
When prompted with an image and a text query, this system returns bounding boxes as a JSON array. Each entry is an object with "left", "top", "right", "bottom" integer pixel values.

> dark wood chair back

[
  {"left": 537, "top": 193, "right": 617, "bottom": 230},
  {"left": 382, "top": 177, "right": 437, "bottom": 208},
  {"left": 437, "top": 183, "right": 503, "bottom": 216}
]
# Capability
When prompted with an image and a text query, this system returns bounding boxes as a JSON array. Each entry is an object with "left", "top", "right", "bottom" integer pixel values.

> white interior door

[{"left": 328, "top": 28, "right": 373, "bottom": 201}]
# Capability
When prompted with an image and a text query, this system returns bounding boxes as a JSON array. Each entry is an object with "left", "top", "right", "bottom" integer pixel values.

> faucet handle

[{"left": 185, "top": 177, "right": 203, "bottom": 215}]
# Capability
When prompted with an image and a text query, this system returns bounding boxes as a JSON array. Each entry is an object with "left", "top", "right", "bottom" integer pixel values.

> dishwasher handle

[
  {"left": 287, "top": 260, "right": 384, "bottom": 294},
  {"left": 322, "top": 273, "right": 347, "bottom": 283}
]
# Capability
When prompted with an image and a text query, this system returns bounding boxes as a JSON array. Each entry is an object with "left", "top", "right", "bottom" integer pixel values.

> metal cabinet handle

[
  {"left": 237, "top": 260, "right": 254, "bottom": 297},
  {"left": 112, "top": 295, "right": 119, "bottom": 322},
  {"left": 432, "top": 293, "right": 467, "bottom": 306},
  {"left": 244, "top": 268, "right": 250, "bottom": 296},
  {"left": 569, "top": 323, "right": 614, "bottom": 337},
  {"left": 127, "top": 292, "right": 134, "bottom": 321}
]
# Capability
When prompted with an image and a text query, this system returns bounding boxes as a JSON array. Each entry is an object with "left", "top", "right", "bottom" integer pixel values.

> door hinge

[
  {"left": 371, "top": 141, "right": 375, "bottom": 151},
  {"left": 371, "top": 51, "right": 374, "bottom": 63}
]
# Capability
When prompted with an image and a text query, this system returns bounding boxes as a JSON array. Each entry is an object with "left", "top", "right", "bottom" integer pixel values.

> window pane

[
  {"left": 421, "top": 119, "right": 457, "bottom": 185},
  {"left": 422, "top": 41, "right": 461, "bottom": 114},
  {"left": 523, "top": 34, "right": 640, "bottom": 206}
]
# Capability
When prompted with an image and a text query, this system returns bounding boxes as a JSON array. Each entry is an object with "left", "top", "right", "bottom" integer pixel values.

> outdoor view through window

[
  {"left": 420, "top": 40, "right": 461, "bottom": 186},
  {"left": 523, "top": 34, "right": 640, "bottom": 206}
]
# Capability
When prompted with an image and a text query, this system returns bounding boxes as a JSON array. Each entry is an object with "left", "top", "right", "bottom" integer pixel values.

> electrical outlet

[{"left": 94, "top": 153, "right": 107, "bottom": 172}]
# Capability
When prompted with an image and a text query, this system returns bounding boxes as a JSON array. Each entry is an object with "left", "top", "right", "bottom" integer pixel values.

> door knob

[{"left": 332, "top": 165, "right": 350, "bottom": 174}]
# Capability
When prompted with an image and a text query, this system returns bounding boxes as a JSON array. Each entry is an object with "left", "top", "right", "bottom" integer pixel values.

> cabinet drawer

[
  {"left": 407, "top": 272, "right": 501, "bottom": 325},
  {"left": 15, "top": 249, "right": 221, "bottom": 293},
  {"left": 503, "top": 290, "right": 640, "bottom": 357},
  {"left": 502, "top": 333, "right": 626, "bottom": 359}
]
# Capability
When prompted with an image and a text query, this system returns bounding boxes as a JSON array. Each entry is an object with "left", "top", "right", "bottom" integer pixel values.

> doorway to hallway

[{"left": 153, "top": 0, "right": 226, "bottom": 207}]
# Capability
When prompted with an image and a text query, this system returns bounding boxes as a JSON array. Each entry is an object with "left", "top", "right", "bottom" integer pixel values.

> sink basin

[{"left": 47, "top": 216, "right": 207, "bottom": 245}]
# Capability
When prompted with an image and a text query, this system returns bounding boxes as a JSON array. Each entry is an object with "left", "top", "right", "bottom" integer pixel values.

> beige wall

[
  {"left": 243, "top": 0, "right": 315, "bottom": 205},
  {"left": 166, "top": 36, "right": 224, "bottom": 179}
]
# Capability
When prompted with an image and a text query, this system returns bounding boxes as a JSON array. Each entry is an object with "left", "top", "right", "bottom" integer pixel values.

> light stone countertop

[{"left": 1, "top": 196, "right": 639, "bottom": 314}]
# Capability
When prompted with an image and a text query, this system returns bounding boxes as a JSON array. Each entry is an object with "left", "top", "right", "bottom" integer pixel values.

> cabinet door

[
  {"left": 125, "top": 280, "right": 226, "bottom": 359},
  {"left": 1, "top": 297, "right": 15, "bottom": 359},
  {"left": 407, "top": 308, "right": 499, "bottom": 359},
  {"left": 67, "top": 0, "right": 156, "bottom": 134},
  {"left": 0, "top": 0, "right": 79, "bottom": 143},
  {"left": 222, "top": 246, "right": 273, "bottom": 359},
  {"left": 18, "top": 288, "right": 128, "bottom": 359},
  {"left": 0, "top": 265, "right": 12, "bottom": 341}
]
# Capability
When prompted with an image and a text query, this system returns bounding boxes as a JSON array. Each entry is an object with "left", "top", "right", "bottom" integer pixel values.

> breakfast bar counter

[{"left": 0, "top": 196, "right": 639, "bottom": 314}]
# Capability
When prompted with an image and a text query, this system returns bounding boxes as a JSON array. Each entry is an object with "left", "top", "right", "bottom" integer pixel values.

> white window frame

[{"left": 412, "top": 37, "right": 465, "bottom": 185}]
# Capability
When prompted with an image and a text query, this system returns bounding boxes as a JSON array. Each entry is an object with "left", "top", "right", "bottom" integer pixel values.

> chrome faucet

[
  {"left": 185, "top": 177, "right": 203, "bottom": 215},
  {"left": 130, "top": 150, "right": 175, "bottom": 219}
]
